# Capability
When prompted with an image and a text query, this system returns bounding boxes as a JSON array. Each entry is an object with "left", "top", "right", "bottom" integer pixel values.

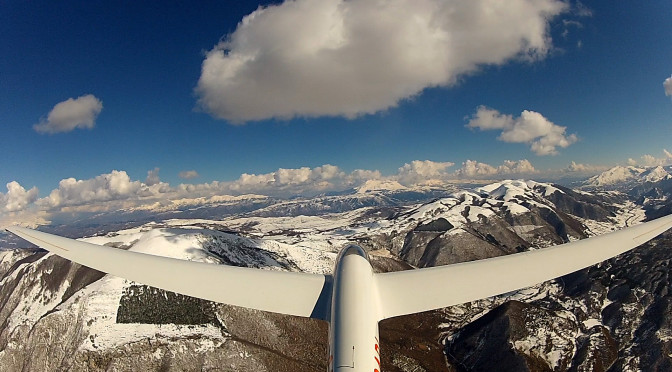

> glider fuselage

[{"left": 329, "top": 245, "right": 380, "bottom": 372}]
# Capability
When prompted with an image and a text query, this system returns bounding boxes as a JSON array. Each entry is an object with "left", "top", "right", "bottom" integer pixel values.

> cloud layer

[
  {"left": 10, "top": 149, "right": 671, "bottom": 225},
  {"left": 0, "top": 158, "right": 539, "bottom": 219},
  {"left": 34, "top": 94, "right": 103, "bottom": 134},
  {"left": 665, "top": 75, "right": 672, "bottom": 97},
  {"left": 466, "top": 106, "right": 578, "bottom": 155},
  {"left": 565, "top": 161, "right": 609, "bottom": 173},
  {"left": 196, "top": 0, "right": 568, "bottom": 122}
]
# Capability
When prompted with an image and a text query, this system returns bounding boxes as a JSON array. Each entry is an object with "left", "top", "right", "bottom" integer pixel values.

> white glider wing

[
  {"left": 375, "top": 214, "right": 672, "bottom": 320},
  {"left": 6, "top": 226, "right": 332, "bottom": 320}
]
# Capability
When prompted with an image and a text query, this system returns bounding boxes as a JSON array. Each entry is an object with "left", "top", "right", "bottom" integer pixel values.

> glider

[{"left": 7, "top": 213, "right": 672, "bottom": 372}]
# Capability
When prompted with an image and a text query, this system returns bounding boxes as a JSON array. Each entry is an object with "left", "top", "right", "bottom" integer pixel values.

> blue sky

[{"left": 1, "top": 0, "right": 671, "bottom": 224}]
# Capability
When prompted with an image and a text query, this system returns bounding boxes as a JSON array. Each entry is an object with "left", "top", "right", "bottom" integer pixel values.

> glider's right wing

[
  {"left": 376, "top": 214, "right": 672, "bottom": 320},
  {"left": 6, "top": 226, "right": 332, "bottom": 320}
]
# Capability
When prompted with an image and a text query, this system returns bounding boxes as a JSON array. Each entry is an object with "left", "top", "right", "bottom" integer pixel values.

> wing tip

[
  {"left": 6, "top": 226, "right": 31, "bottom": 238},
  {"left": 6, "top": 225, "right": 27, "bottom": 233}
]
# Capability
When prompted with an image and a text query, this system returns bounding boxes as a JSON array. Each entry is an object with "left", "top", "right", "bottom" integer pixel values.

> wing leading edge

[
  {"left": 375, "top": 214, "right": 672, "bottom": 320},
  {"left": 9, "top": 214, "right": 672, "bottom": 323},
  {"left": 6, "top": 226, "right": 332, "bottom": 320}
]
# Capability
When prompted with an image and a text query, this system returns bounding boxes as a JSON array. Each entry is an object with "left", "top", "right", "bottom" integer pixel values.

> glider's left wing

[{"left": 6, "top": 226, "right": 332, "bottom": 320}]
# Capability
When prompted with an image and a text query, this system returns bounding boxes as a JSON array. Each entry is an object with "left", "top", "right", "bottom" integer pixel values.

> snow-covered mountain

[
  {"left": 583, "top": 165, "right": 671, "bottom": 188},
  {"left": 643, "top": 165, "right": 672, "bottom": 183},
  {"left": 1, "top": 179, "right": 671, "bottom": 371},
  {"left": 582, "top": 165, "right": 672, "bottom": 222}
]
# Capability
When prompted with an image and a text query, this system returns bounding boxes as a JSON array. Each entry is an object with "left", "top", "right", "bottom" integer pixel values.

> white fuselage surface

[{"left": 330, "top": 245, "right": 380, "bottom": 372}]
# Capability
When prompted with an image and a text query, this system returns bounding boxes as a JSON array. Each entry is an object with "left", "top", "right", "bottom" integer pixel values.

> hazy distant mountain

[
  {"left": 356, "top": 179, "right": 408, "bottom": 193},
  {"left": 1, "top": 180, "right": 671, "bottom": 371},
  {"left": 583, "top": 165, "right": 671, "bottom": 189}
]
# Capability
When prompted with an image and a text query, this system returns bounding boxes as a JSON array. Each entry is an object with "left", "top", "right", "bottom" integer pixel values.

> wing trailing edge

[
  {"left": 6, "top": 226, "right": 332, "bottom": 321},
  {"left": 375, "top": 214, "right": 672, "bottom": 320}
]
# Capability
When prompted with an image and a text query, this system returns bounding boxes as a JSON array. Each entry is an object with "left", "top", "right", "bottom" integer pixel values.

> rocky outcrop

[{"left": 394, "top": 181, "right": 593, "bottom": 268}]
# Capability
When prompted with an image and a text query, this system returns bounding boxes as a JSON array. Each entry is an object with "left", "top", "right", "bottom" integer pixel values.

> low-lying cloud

[
  {"left": 24, "top": 151, "right": 672, "bottom": 227},
  {"left": 466, "top": 106, "right": 578, "bottom": 155},
  {"left": 665, "top": 75, "right": 672, "bottom": 97},
  {"left": 196, "top": 0, "right": 568, "bottom": 122},
  {"left": 1, "top": 158, "right": 539, "bottom": 217},
  {"left": 564, "top": 161, "right": 609, "bottom": 173},
  {"left": 34, "top": 94, "right": 103, "bottom": 134}
]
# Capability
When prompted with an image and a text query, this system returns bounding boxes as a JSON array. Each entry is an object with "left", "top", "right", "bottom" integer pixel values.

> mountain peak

[
  {"left": 642, "top": 165, "right": 671, "bottom": 183},
  {"left": 356, "top": 179, "right": 407, "bottom": 194}
]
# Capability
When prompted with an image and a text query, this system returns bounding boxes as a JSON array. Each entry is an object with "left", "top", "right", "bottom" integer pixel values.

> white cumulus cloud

[
  {"left": 36, "top": 170, "right": 167, "bottom": 209},
  {"left": 196, "top": 0, "right": 568, "bottom": 122},
  {"left": 665, "top": 75, "right": 672, "bottom": 97},
  {"left": 347, "top": 169, "right": 382, "bottom": 184},
  {"left": 0, "top": 182, "right": 39, "bottom": 212},
  {"left": 455, "top": 160, "right": 498, "bottom": 177},
  {"left": 226, "top": 164, "right": 348, "bottom": 195},
  {"left": 34, "top": 94, "right": 103, "bottom": 134},
  {"left": 628, "top": 150, "right": 672, "bottom": 167},
  {"left": 498, "top": 159, "right": 538, "bottom": 174},
  {"left": 145, "top": 167, "right": 161, "bottom": 186},
  {"left": 466, "top": 106, "right": 577, "bottom": 155},
  {"left": 454, "top": 159, "right": 537, "bottom": 178},
  {"left": 395, "top": 160, "right": 455, "bottom": 185}
]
